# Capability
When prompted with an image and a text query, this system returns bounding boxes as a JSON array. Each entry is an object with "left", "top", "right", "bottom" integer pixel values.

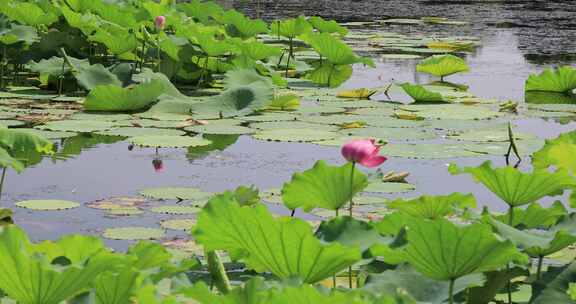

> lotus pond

[{"left": 0, "top": 0, "right": 576, "bottom": 303}]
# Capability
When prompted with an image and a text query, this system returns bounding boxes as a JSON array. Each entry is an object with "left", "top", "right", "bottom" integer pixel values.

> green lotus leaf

[
  {"left": 400, "top": 83, "right": 447, "bottom": 103},
  {"left": 309, "top": 16, "right": 348, "bottom": 36},
  {"left": 0, "top": 128, "right": 53, "bottom": 171},
  {"left": 447, "top": 128, "right": 535, "bottom": 142},
  {"left": 387, "top": 193, "right": 476, "bottom": 219},
  {"left": 491, "top": 201, "right": 567, "bottom": 229},
  {"left": 177, "top": 0, "right": 225, "bottom": 24},
  {"left": 282, "top": 160, "right": 368, "bottom": 211},
  {"left": 268, "top": 94, "right": 300, "bottom": 111},
  {"left": 93, "top": 269, "right": 140, "bottom": 304},
  {"left": 316, "top": 216, "right": 389, "bottom": 252},
  {"left": 404, "top": 218, "right": 527, "bottom": 281},
  {"left": 150, "top": 205, "right": 201, "bottom": 215},
  {"left": 238, "top": 41, "right": 282, "bottom": 61},
  {"left": 84, "top": 80, "right": 164, "bottom": 112},
  {"left": 0, "top": 1, "right": 59, "bottom": 26},
  {"left": 133, "top": 68, "right": 187, "bottom": 99},
  {"left": 16, "top": 200, "right": 79, "bottom": 211},
  {"left": 90, "top": 25, "right": 138, "bottom": 56},
  {"left": 363, "top": 265, "right": 485, "bottom": 303},
  {"left": 192, "top": 83, "right": 273, "bottom": 118},
  {"left": 449, "top": 161, "right": 576, "bottom": 207},
  {"left": 193, "top": 192, "right": 362, "bottom": 283},
  {"left": 63, "top": 51, "right": 122, "bottom": 90},
  {"left": 270, "top": 16, "right": 312, "bottom": 38},
  {"left": 532, "top": 131, "right": 576, "bottom": 173},
  {"left": 416, "top": 54, "right": 470, "bottom": 79},
  {"left": 487, "top": 217, "right": 576, "bottom": 258},
  {"left": 0, "top": 147, "right": 23, "bottom": 172},
  {"left": 253, "top": 128, "right": 338, "bottom": 142},
  {"left": 0, "top": 225, "right": 123, "bottom": 304},
  {"left": 0, "top": 24, "right": 38, "bottom": 45},
  {"left": 525, "top": 91, "right": 576, "bottom": 104},
  {"left": 194, "top": 32, "right": 235, "bottom": 57},
  {"left": 303, "top": 33, "right": 370, "bottom": 66},
  {"left": 28, "top": 56, "right": 87, "bottom": 78},
  {"left": 129, "top": 135, "right": 212, "bottom": 148},
  {"left": 139, "top": 187, "right": 212, "bottom": 201},
  {"left": 525, "top": 66, "right": 576, "bottom": 93},
  {"left": 344, "top": 126, "right": 437, "bottom": 141},
  {"left": 103, "top": 227, "right": 166, "bottom": 241},
  {"left": 223, "top": 10, "right": 268, "bottom": 39},
  {"left": 241, "top": 112, "right": 298, "bottom": 122},
  {"left": 250, "top": 121, "right": 337, "bottom": 132},
  {"left": 38, "top": 120, "right": 115, "bottom": 133},
  {"left": 307, "top": 64, "right": 353, "bottom": 88},
  {"left": 531, "top": 261, "right": 576, "bottom": 303},
  {"left": 398, "top": 104, "right": 502, "bottom": 120}
]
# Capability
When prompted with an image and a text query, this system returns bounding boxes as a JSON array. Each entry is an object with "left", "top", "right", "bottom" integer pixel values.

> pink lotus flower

[
  {"left": 341, "top": 139, "right": 387, "bottom": 168},
  {"left": 155, "top": 16, "right": 166, "bottom": 30}
]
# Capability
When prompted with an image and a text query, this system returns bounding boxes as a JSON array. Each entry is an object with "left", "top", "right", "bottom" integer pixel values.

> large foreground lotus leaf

[
  {"left": 449, "top": 161, "right": 576, "bottom": 207},
  {"left": 416, "top": 54, "right": 470, "bottom": 79},
  {"left": 0, "top": 148, "right": 23, "bottom": 172},
  {"left": 183, "top": 278, "right": 374, "bottom": 304},
  {"left": 531, "top": 261, "right": 576, "bottom": 304},
  {"left": 387, "top": 192, "right": 476, "bottom": 219},
  {"left": 492, "top": 201, "right": 567, "bottom": 229},
  {"left": 191, "top": 83, "right": 273, "bottom": 118},
  {"left": 405, "top": 218, "right": 527, "bottom": 281},
  {"left": 282, "top": 160, "right": 368, "bottom": 212},
  {"left": 525, "top": 91, "right": 576, "bottom": 104},
  {"left": 84, "top": 80, "right": 164, "bottom": 112},
  {"left": 487, "top": 217, "right": 576, "bottom": 258},
  {"left": 532, "top": 131, "right": 576, "bottom": 173},
  {"left": 0, "top": 225, "right": 123, "bottom": 304},
  {"left": 303, "top": 33, "right": 370, "bottom": 66},
  {"left": 0, "top": 1, "right": 59, "bottom": 26},
  {"left": 193, "top": 193, "right": 362, "bottom": 283},
  {"left": 525, "top": 66, "right": 576, "bottom": 93},
  {"left": 363, "top": 265, "right": 484, "bottom": 303},
  {"left": 400, "top": 83, "right": 447, "bottom": 103}
]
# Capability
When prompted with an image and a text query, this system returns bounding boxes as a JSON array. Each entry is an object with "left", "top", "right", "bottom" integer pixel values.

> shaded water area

[{"left": 3, "top": 1, "right": 576, "bottom": 249}]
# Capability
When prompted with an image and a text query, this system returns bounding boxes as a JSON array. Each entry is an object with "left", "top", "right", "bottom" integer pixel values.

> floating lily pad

[
  {"left": 137, "top": 112, "right": 193, "bottom": 121},
  {"left": 351, "top": 107, "right": 397, "bottom": 116},
  {"left": 0, "top": 120, "right": 26, "bottom": 127},
  {"left": 429, "top": 119, "right": 505, "bottom": 132},
  {"left": 69, "top": 113, "right": 133, "bottom": 122},
  {"left": 398, "top": 104, "right": 502, "bottom": 120},
  {"left": 344, "top": 127, "right": 437, "bottom": 141},
  {"left": 298, "top": 114, "right": 370, "bottom": 125},
  {"left": 295, "top": 106, "right": 346, "bottom": 114},
  {"left": 249, "top": 121, "right": 339, "bottom": 131},
  {"left": 381, "top": 54, "right": 422, "bottom": 60},
  {"left": 447, "top": 129, "right": 536, "bottom": 142},
  {"left": 355, "top": 196, "right": 388, "bottom": 205},
  {"left": 380, "top": 143, "right": 481, "bottom": 158},
  {"left": 103, "top": 227, "right": 165, "bottom": 240},
  {"left": 106, "top": 208, "right": 144, "bottom": 216},
  {"left": 97, "top": 127, "right": 186, "bottom": 137},
  {"left": 129, "top": 135, "right": 212, "bottom": 148},
  {"left": 150, "top": 206, "right": 201, "bottom": 215},
  {"left": 15, "top": 200, "right": 80, "bottom": 211},
  {"left": 139, "top": 187, "right": 212, "bottom": 200},
  {"left": 37, "top": 120, "right": 115, "bottom": 132},
  {"left": 253, "top": 128, "right": 338, "bottom": 142},
  {"left": 159, "top": 219, "right": 196, "bottom": 231},
  {"left": 18, "top": 129, "right": 77, "bottom": 139},
  {"left": 364, "top": 182, "right": 416, "bottom": 193},
  {"left": 240, "top": 113, "right": 298, "bottom": 122},
  {"left": 86, "top": 196, "right": 147, "bottom": 210},
  {"left": 318, "top": 100, "right": 383, "bottom": 108},
  {"left": 184, "top": 124, "right": 254, "bottom": 135}
]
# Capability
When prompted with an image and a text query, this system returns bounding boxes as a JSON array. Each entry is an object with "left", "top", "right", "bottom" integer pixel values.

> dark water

[{"left": 3, "top": 1, "right": 576, "bottom": 247}]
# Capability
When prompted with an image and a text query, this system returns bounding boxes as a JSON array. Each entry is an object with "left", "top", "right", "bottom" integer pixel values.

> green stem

[
  {"left": 348, "top": 161, "right": 356, "bottom": 289},
  {"left": 285, "top": 37, "right": 293, "bottom": 78},
  {"left": 0, "top": 167, "right": 7, "bottom": 202},
  {"left": 536, "top": 255, "right": 544, "bottom": 280},
  {"left": 448, "top": 278, "right": 455, "bottom": 304},
  {"left": 506, "top": 206, "right": 514, "bottom": 304},
  {"left": 205, "top": 249, "right": 231, "bottom": 294}
]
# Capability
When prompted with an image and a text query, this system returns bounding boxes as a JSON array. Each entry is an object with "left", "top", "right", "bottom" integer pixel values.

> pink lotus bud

[
  {"left": 155, "top": 16, "right": 166, "bottom": 30},
  {"left": 341, "top": 139, "right": 387, "bottom": 168},
  {"left": 152, "top": 159, "right": 164, "bottom": 172}
]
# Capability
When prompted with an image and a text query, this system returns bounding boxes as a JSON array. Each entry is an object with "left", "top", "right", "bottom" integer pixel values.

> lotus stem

[
  {"left": 156, "top": 36, "right": 161, "bottom": 72},
  {"left": 290, "top": 209, "right": 295, "bottom": 217},
  {"left": 0, "top": 167, "right": 7, "bottom": 202},
  {"left": 205, "top": 249, "right": 231, "bottom": 294},
  {"left": 348, "top": 161, "right": 356, "bottom": 289},
  {"left": 536, "top": 255, "right": 544, "bottom": 280},
  {"left": 139, "top": 26, "right": 147, "bottom": 71},
  {"left": 285, "top": 38, "right": 293, "bottom": 78},
  {"left": 506, "top": 206, "right": 514, "bottom": 304},
  {"left": 1, "top": 45, "right": 6, "bottom": 90},
  {"left": 448, "top": 278, "right": 455, "bottom": 304}
]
